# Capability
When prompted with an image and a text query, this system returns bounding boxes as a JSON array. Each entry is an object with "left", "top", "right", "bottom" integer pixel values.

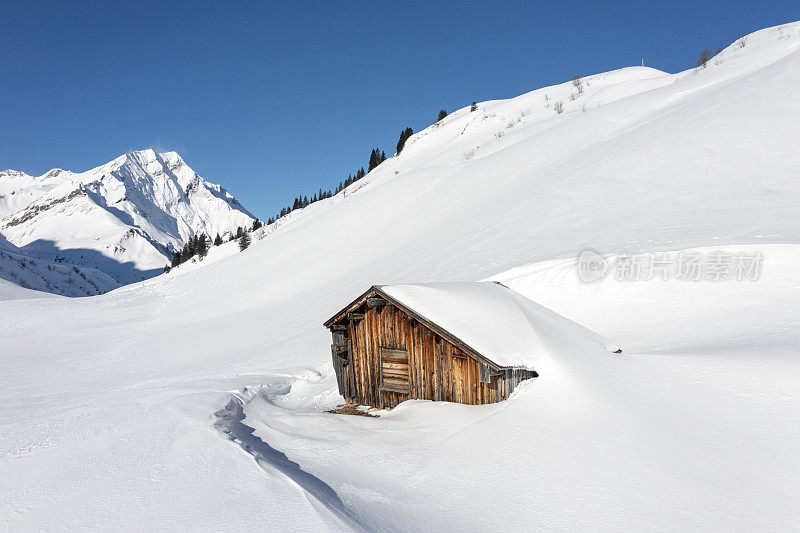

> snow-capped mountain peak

[{"left": 0, "top": 150, "right": 256, "bottom": 293}]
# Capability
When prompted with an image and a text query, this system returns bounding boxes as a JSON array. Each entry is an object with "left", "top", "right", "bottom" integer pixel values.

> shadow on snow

[{"left": 214, "top": 396, "right": 364, "bottom": 531}]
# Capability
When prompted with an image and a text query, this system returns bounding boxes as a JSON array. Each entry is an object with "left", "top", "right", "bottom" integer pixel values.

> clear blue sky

[{"left": 1, "top": 1, "right": 796, "bottom": 219}]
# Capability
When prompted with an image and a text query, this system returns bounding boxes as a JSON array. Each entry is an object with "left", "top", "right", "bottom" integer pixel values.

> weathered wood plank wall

[{"left": 337, "top": 302, "right": 536, "bottom": 409}]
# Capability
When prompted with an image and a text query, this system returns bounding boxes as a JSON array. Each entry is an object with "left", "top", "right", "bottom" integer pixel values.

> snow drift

[
  {"left": 379, "top": 282, "right": 618, "bottom": 369},
  {"left": 1, "top": 21, "right": 800, "bottom": 532}
]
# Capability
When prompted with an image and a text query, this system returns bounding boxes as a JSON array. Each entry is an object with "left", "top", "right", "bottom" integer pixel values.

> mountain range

[{"left": 0, "top": 149, "right": 254, "bottom": 295}]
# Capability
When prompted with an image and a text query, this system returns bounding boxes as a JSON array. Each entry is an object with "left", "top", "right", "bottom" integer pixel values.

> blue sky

[{"left": 1, "top": 1, "right": 796, "bottom": 218}]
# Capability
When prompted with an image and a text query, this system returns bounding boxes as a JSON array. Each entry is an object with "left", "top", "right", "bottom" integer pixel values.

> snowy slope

[
  {"left": 0, "top": 225, "right": 120, "bottom": 296},
  {"left": 1, "top": 21, "right": 800, "bottom": 531},
  {"left": 0, "top": 149, "right": 255, "bottom": 290},
  {"left": 0, "top": 247, "right": 120, "bottom": 296}
]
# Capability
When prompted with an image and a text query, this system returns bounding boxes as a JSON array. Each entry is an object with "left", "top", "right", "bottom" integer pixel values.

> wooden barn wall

[{"left": 344, "top": 303, "right": 533, "bottom": 408}]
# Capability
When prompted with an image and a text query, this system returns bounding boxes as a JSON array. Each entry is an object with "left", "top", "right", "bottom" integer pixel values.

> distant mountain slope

[
  {"left": 0, "top": 149, "right": 255, "bottom": 293},
  {"left": 0, "top": 246, "right": 120, "bottom": 296}
]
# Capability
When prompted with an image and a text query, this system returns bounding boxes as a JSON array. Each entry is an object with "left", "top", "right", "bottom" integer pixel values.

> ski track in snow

[{"left": 214, "top": 388, "right": 365, "bottom": 532}]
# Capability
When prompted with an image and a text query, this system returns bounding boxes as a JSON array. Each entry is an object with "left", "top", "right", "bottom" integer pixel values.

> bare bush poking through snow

[
  {"left": 738, "top": 32, "right": 748, "bottom": 48},
  {"left": 572, "top": 74, "right": 583, "bottom": 95},
  {"left": 697, "top": 48, "right": 712, "bottom": 68},
  {"left": 554, "top": 100, "right": 564, "bottom": 114}
]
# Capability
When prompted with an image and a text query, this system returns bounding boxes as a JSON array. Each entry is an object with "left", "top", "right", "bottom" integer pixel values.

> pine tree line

[
  {"left": 165, "top": 218, "right": 264, "bottom": 271},
  {"left": 268, "top": 142, "right": 393, "bottom": 225},
  {"left": 368, "top": 148, "right": 386, "bottom": 171},
  {"left": 165, "top": 105, "right": 463, "bottom": 273},
  {"left": 169, "top": 233, "right": 210, "bottom": 269}
]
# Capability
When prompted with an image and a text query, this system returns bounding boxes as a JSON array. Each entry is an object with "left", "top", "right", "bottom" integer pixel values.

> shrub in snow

[
  {"left": 737, "top": 32, "right": 748, "bottom": 48},
  {"left": 554, "top": 101, "right": 564, "bottom": 114},
  {"left": 696, "top": 48, "right": 712, "bottom": 68}
]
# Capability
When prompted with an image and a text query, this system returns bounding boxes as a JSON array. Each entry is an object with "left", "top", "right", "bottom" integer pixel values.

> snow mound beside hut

[{"left": 381, "top": 282, "right": 619, "bottom": 370}]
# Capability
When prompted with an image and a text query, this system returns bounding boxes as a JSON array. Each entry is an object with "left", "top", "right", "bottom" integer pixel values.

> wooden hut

[{"left": 324, "top": 281, "right": 614, "bottom": 409}]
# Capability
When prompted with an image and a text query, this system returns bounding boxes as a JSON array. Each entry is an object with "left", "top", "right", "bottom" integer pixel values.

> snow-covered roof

[{"left": 378, "top": 282, "right": 618, "bottom": 369}]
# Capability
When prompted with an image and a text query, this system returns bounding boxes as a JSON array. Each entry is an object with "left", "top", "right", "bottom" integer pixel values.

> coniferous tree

[
  {"left": 437, "top": 109, "right": 448, "bottom": 122},
  {"left": 380, "top": 150, "right": 386, "bottom": 162},
  {"left": 171, "top": 251, "right": 182, "bottom": 268},
  {"left": 252, "top": 219, "right": 263, "bottom": 231},
  {"left": 368, "top": 148, "right": 380, "bottom": 172},
  {"left": 214, "top": 233, "right": 223, "bottom": 246},
  {"left": 239, "top": 231, "right": 251, "bottom": 251},
  {"left": 396, "top": 127, "right": 413, "bottom": 154},
  {"left": 163, "top": 264, "right": 171, "bottom": 273},
  {"left": 236, "top": 226, "right": 244, "bottom": 239},
  {"left": 182, "top": 237, "right": 195, "bottom": 260},
  {"left": 196, "top": 234, "right": 209, "bottom": 258}
]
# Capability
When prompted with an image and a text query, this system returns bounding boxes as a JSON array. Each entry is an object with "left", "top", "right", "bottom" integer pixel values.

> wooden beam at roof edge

[{"left": 366, "top": 297, "right": 386, "bottom": 308}]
